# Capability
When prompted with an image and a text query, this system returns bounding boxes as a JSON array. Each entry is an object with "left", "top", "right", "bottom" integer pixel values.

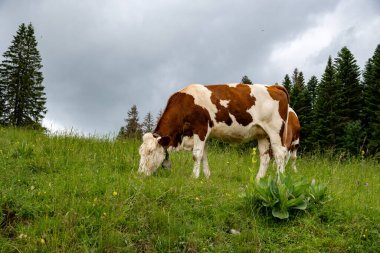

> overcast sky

[{"left": 1, "top": 0, "right": 379, "bottom": 136}]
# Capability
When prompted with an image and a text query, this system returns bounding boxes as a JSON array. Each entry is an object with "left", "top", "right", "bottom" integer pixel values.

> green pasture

[{"left": 0, "top": 128, "right": 379, "bottom": 252}]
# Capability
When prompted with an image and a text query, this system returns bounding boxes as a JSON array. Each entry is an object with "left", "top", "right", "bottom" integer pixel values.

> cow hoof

[{"left": 192, "top": 173, "right": 200, "bottom": 179}]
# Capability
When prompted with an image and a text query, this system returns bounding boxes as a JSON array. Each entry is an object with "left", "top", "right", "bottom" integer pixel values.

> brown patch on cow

[
  {"left": 206, "top": 84, "right": 256, "bottom": 126},
  {"left": 154, "top": 92, "right": 212, "bottom": 147},
  {"left": 266, "top": 85, "right": 289, "bottom": 122},
  {"left": 284, "top": 110, "right": 301, "bottom": 149}
]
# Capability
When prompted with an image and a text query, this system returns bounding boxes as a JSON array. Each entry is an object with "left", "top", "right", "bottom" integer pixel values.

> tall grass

[{"left": 0, "top": 127, "right": 379, "bottom": 252}]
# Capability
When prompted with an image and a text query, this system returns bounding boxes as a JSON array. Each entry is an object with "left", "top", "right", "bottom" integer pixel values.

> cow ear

[{"left": 158, "top": 136, "right": 170, "bottom": 147}]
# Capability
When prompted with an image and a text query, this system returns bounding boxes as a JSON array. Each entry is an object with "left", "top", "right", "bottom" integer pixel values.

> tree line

[
  {"left": 0, "top": 23, "right": 47, "bottom": 129},
  {"left": 279, "top": 45, "right": 380, "bottom": 156}
]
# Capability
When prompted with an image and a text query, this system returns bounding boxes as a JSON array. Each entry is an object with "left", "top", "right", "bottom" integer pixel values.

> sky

[{"left": 1, "top": 0, "right": 379, "bottom": 136}]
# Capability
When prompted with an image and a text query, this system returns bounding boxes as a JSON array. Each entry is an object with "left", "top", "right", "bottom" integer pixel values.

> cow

[
  {"left": 138, "top": 83, "right": 289, "bottom": 180},
  {"left": 257, "top": 106, "right": 301, "bottom": 179}
]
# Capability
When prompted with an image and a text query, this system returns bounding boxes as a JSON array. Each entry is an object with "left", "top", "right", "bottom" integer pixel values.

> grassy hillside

[{"left": 0, "top": 127, "right": 379, "bottom": 252}]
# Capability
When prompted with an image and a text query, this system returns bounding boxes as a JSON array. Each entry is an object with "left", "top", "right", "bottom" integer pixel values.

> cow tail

[{"left": 274, "top": 85, "right": 290, "bottom": 147}]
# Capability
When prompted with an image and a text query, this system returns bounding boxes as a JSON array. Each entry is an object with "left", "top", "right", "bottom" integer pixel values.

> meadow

[{"left": 0, "top": 127, "right": 379, "bottom": 252}]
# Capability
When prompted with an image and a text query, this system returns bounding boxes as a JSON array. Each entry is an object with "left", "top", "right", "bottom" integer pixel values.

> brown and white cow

[
  {"left": 257, "top": 106, "right": 301, "bottom": 179},
  {"left": 138, "top": 83, "right": 289, "bottom": 180}
]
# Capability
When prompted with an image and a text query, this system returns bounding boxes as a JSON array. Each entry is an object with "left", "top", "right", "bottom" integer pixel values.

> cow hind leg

[
  {"left": 261, "top": 125, "right": 287, "bottom": 174},
  {"left": 272, "top": 143, "right": 287, "bottom": 174},
  {"left": 192, "top": 134, "right": 206, "bottom": 178},
  {"left": 201, "top": 144, "right": 210, "bottom": 179},
  {"left": 256, "top": 138, "right": 271, "bottom": 181},
  {"left": 265, "top": 132, "right": 287, "bottom": 174}
]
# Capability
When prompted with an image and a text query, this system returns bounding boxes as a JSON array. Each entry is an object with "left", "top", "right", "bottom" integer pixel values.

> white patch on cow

[
  {"left": 209, "top": 113, "right": 265, "bottom": 142},
  {"left": 180, "top": 84, "right": 218, "bottom": 118},
  {"left": 180, "top": 84, "right": 240, "bottom": 121},
  {"left": 292, "top": 138, "right": 300, "bottom": 146},
  {"left": 138, "top": 133, "right": 166, "bottom": 176},
  {"left": 288, "top": 106, "right": 296, "bottom": 114},
  {"left": 220, "top": 99, "right": 229, "bottom": 108}
]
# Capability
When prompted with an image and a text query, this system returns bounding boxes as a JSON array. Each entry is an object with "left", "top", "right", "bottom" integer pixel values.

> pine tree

[
  {"left": 241, "top": 75, "right": 252, "bottom": 84},
  {"left": 334, "top": 47, "right": 362, "bottom": 152},
  {"left": 282, "top": 74, "right": 292, "bottom": 95},
  {"left": 334, "top": 47, "right": 362, "bottom": 122},
  {"left": 142, "top": 112, "right": 154, "bottom": 134},
  {"left": 307, "top": 76, "right": 318, "bottom": 108},
  {"left": 289, "top": 69, "right": 312, "bottom": 151},
  {"left": 0, "top": 71, "right": 5, "bottom": 124},
  {"left": 312, "top": 56, "right": 340, "bottom": 149},
  {"left": 302, "top": 76, "right": 319, "bottom": 149},
  {"left": 0, "top": 23, "right": 46, "bottom": 127},
  {"left": 290, "top": 70, "right": 304, "bottom": 108},
  {"left": 123, "top": 105, "right": 142, "bottom": 138},
  {"left": 362, "top": 44, "right": 380, "bottom": 153},
  {"left": 117, "top": 126, "right": 127, "bottom": 140}
]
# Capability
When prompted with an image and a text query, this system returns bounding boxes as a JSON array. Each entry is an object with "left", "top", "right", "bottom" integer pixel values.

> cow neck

[{"left": 154, "top": 115, "right": 181, "bottom": 148}]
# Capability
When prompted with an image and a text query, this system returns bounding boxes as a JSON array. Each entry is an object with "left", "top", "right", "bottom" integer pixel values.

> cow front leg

[
  {"left": 192, "top": 134, "right": 205, "bottom": 178},
  {"left": 256, "top": 138, "right": 271, "bottom": 181},
  {"left": 202, "top": 144, "right": 210, "bottom": 179}
]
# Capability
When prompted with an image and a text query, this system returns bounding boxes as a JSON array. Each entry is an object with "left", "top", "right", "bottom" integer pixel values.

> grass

[{"left": 0, "top": 127, "right": 379, "bottom": 252}]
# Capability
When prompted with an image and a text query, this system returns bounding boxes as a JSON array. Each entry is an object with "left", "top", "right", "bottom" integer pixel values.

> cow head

[{"left": 138, "top": 133, "right": 170, "bottom": 176}]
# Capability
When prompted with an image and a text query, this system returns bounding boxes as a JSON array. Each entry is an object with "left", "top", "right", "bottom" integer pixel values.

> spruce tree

[
  {"left": 123, "top": 105, "right": 142, "bottom": 138},
  {"left": 289, "top": 70, "right": 312, "bottom": 151},
  {"left": 290, "top": 70, "right": 304, "bottom": 109},
  {"left": 334, "top": 47, "right": 362, "bottom": 122},
  {"left": 362, "top": 45, "right": 380, "bottom": 153},
  {"left": 117, "top": 126, "right": 127, "bottom": 140},
  {"left": 302, "top": 76, "right": 318, "bottom": 149},
  {"left": 142, "top": 112, "right": 154, "bottom": 134},
  {"left": 241, "top": 75, "right": 252, "bottom": 84},
  {"left": 307, "top": 76, "right": 318, "bottom": 108},
  {"left": 0, "top": 71, "right": 5, "bottom": 124},
  {"left": 334, "top": 47, "right": 362, "bottom": 151},
  {"left": 0, "top": 23, "right": 46, "bottom": 127},
  {"left": 312, "top": 56, "right": 340, "bottom": 149}
]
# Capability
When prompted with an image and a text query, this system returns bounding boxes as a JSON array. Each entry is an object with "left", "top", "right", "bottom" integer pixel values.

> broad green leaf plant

[{"left": 246, "top": 148, "right": 329, "bottom": 219}]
